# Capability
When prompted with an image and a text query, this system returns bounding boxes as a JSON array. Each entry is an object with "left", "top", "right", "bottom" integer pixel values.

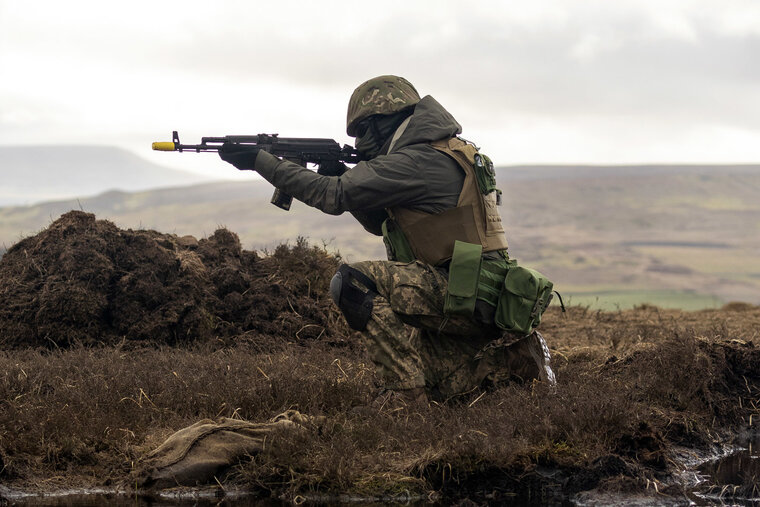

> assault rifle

[{"left": 152, "top": 131, "right": 361, "bottom": 210}]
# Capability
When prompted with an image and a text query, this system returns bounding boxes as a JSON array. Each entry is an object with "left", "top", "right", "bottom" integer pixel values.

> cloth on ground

[{"left": 134, "top": 410, "right": 322, "bottom": 490}]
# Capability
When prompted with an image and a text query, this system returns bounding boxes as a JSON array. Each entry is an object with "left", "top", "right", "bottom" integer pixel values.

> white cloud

[{"left": 1, "top": 0, "right": 759, "bottom": 173}]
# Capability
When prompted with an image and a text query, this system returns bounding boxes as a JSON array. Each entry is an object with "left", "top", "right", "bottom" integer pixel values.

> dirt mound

[{"left": 0, "top": 211, "right": 351, "bottom": 348}]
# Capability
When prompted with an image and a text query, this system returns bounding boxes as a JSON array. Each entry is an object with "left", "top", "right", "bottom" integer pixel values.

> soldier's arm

[{"left": 253, "top": 150, "right": 429, "bottom": 215}]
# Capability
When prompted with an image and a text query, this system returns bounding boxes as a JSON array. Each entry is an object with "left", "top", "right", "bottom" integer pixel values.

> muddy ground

[{"left": 1, "top": 212, "right": 759, "bottom": 505}]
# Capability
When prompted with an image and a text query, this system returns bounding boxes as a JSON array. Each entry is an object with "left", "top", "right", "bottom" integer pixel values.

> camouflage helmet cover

[{"left": 346, "top": 75, "right": 421, "bottom": 136}]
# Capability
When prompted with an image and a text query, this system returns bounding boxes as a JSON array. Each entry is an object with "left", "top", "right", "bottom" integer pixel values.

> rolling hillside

[
  {"left": 2, "top": 164, "right": 759, "bottom": 308},
  {"left": 0, "top": 145, "right": 213, "bottom": 206}
]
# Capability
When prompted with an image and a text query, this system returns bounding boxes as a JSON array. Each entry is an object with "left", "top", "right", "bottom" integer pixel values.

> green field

[{"left": 561, "top": 290, "right": 723, "bottom": 311}]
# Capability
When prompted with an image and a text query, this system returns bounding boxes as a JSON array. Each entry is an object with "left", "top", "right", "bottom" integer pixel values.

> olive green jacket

[{"left": 253, "top": 95, "right": 465, "bottom": 236}]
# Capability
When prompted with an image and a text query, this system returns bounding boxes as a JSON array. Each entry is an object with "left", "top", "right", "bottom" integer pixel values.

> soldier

[{"left": 219, "top": 75, "right": 555, "bottom": 403}]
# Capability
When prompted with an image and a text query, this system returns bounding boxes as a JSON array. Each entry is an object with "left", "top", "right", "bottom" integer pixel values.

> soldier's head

[{"left": 347, "top": 75, "right": 420, "bottom": 159}]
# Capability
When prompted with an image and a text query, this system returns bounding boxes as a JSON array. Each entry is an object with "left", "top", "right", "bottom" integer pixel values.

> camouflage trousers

[{"left": 350, "top": 260, "right": 555, "bottom": 401}]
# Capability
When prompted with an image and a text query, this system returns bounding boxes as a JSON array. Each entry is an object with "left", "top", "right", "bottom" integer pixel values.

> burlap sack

[{"left": 135, "top": 410, "right": 319, "bottom": 489}]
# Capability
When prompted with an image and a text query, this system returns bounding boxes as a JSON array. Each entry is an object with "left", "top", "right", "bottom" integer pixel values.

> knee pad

[{"left": 330, "top": 264, "right": 378, "bottom": 331}]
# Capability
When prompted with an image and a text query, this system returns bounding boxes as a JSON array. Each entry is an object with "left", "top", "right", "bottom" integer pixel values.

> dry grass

[
  {"left": 2, "top": 304, "right": 758, "bottom": 503},
  {"left": 1, "top": 215, "right": 758, "bottom": 502},
  {"left": 0, "top": 343, "right": 372, "bottom": 488}
]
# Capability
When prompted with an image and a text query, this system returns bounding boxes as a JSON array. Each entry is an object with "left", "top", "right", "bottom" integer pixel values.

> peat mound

[{"left": 0, "top": 211, "right": 350, "bottom": 348}]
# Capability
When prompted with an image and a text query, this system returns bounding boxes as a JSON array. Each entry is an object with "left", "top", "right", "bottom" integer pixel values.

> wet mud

[
  {"left": 1, "top": 212, "right": 759, "bottom": 505},
  {"left": 688, "top": 433, "right": 760, "bottom": 505}
]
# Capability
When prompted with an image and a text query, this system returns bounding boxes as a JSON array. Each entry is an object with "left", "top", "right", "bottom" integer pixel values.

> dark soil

[
  {"left": 0, "top": 211, "right": 351, "bottom": 349},
  {"left": 1, "top": 211, "right": 759, "bottom": 505}
]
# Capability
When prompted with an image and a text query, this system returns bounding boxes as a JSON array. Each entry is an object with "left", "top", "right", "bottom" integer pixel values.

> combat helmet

[{"left": 346, "top": 75, "right": 421, "bottom": 137}]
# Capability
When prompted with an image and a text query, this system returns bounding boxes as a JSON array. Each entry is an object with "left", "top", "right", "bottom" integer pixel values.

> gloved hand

[{"left": 218, "top": 143, "right": 262, "bottom": 170}]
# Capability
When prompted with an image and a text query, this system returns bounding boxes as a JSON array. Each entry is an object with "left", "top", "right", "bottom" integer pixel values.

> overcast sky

[{"left": 2, "top": 0, "right": 759, "bottom": 178}]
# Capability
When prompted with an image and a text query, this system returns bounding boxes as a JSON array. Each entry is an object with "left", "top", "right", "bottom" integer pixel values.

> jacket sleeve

[{"left": 253, "top": 150, "right": 430, "bottom": 215}]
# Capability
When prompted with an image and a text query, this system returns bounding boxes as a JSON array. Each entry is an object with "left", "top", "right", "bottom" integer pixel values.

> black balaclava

[{"left": 354, "top": 108, "right": 414, "bottom": 160}]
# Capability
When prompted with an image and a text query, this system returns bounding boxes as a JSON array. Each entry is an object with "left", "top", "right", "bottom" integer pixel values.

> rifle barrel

[{"left": 151, "top": 132, "right": 361, "bottom": 162}]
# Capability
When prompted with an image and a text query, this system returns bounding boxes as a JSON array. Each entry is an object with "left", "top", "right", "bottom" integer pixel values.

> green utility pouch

[
  {"left": 381, "top": 218, "right": 416, "bottom": 263},
  {"left": 475, "top": 257, "right": 512, "bottom": 307},
  {"left": 444, "top": 241, "right": 483, "bottom": 317},
  {"left": 494, "top": 265, "right": 554, "bottom": 335}
]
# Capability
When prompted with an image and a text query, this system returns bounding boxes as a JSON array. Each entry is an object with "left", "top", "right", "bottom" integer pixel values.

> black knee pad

[{"left": 330, "top": 264, "right": 378, "bottom": 331}]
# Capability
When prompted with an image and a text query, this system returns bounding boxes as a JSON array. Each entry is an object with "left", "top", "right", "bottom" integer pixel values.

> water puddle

[
  {"left": 0, "top": 487, "right": 282, "bottom": 506},
  {"left": 690, "top": 433, "right": 760, "bottom": 506},
  {"left": 4, "top": 436, "right": 759, "bottom": 507},
  {"left": 0, "top": 487, "right": 427, "bottom": 506}
]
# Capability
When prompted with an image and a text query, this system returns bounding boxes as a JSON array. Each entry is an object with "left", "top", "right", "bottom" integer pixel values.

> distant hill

[
  {"left": 1, "top": 163, "right": 759, "bottom": 308},
  {"left": 503, "top": 163, "right": 760, "bottom": 181},
  {"left": 0, "top": 145, "right": 213, "bottom": 206}
]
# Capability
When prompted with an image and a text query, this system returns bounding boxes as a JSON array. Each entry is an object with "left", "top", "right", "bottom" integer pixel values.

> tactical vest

[
  {"left": 381, "top": 137, "right": 557, "bottom": 335},
  {"left": 383, "top": 137, "right": 509, "bottom": 266}
]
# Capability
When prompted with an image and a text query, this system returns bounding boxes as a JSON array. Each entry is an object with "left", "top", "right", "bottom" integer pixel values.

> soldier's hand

[{"left": 218, "top": 143, "right": 262, "bottom": 170}]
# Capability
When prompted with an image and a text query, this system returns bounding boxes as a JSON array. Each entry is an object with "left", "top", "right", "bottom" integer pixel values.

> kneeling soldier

[{"left": 220, "top": 75, "right": 555, "bottom": 402}]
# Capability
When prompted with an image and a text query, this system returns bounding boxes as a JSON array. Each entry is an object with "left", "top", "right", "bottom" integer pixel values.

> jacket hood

[{"left": 389, "top": 95, "right": 462, "bottom": 152}]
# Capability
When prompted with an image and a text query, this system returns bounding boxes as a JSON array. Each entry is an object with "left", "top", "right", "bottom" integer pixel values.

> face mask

[
  {"left": 354, "top": 125, "right": 382, "bottom": 159},
  {"left": 354, "top": 111, "right": 412, "bottom": 159}
]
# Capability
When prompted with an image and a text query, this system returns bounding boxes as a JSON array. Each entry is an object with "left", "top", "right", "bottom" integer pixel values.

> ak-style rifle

[{"left": 152, "top": 131, "right": 360, "bottom": 210}]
